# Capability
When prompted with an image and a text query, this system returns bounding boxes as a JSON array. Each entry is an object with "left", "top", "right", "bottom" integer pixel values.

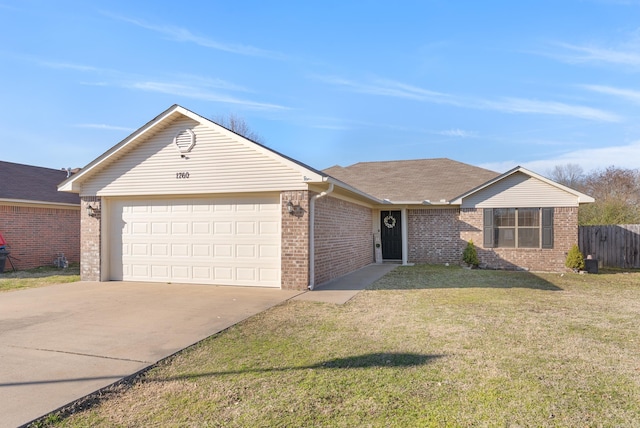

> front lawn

[
  {"left": 50, "top": 265, "right": 640, "bottom": 427},
  {"left": 0, "top": 264, "right": 80, "bottom": 292}
]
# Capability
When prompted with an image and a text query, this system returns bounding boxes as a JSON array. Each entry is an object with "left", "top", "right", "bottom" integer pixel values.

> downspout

[{"left": 308, "top": 183, "right": 334, "bottom": 290}]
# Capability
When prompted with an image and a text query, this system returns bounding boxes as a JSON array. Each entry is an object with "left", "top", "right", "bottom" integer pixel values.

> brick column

[
  {"left": 80, "top": 196, "right": 101, "bottom": 281},
  {"left": 281, "top": 191, "right": 309, "bottom": 290}
]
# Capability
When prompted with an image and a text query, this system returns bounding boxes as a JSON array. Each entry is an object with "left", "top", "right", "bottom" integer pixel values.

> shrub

[
  {"left": 462, "top": 240, "right": 480, "bottom": 267},
  {"left": 565, "top": 244, "right": 585, "bottom": 271}
]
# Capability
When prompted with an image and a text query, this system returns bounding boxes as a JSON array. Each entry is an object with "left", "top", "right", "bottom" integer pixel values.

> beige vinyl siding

[
  {"left": 461, "top": 172, "right": 578, "bottom": 208},
  {"left": 80, "top": 117, "right": 308, "bottom": 196}
]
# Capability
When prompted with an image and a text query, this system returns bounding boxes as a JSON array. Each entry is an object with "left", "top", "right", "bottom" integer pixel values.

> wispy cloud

[
  {"left": 482, "top": 97, "right": 622, "bottom": 122},
  {"left": 104, "top": 12, "right": 286, "bottom": 60},
  {"left": 317, "top": 74, "right": 621, "bottom": 122},
  {"left": 437, "top": 129, "right": 476, "bottom": 138},
  {"left": 129, "top": 81, "right": 288, "bottom": 111},
  {"left": 581, "top": 84, "right": 640, "bottom": 104},
  {"left": 314, "top": 75, "right": 452, "bottom": 103},
  {"left": 37, "top": 61, "right": 104, "bottom": 73},
  {"left": 481, "top": 140, "right": 640, "bottom": 173},
  {"left": 549, "top": 42, "right": 640, "bottom": 68},
  {"left": 33, "top": 57, "right": 284, "bottom": 111},
  {"left": 311, "top": 124, "right": 352, "bottom": 130},
  {"left": 74, "top": 124, "right": 135, "bottom": 132}
]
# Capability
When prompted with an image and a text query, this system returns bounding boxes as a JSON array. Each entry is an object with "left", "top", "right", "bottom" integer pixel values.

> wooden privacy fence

[{"left": 579, "top": 224, "right": 640, "bottom": 268}]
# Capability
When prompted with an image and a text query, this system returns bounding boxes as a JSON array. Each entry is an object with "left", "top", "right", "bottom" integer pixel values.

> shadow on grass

[
  {"left": 26, "top": 352, "right": 445, "bottom": 424},
  {"left": 1, "top": 353, "right": 442, "bottom": 388},
  {"left": 368, "top": 264, "right": 562, "bottom": 291},
  {"left": 155, "top": 352, "right": 444, "bottom": 382}
]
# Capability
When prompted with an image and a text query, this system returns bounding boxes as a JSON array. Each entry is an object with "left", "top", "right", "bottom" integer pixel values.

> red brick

[{"left": 0, "top": 204, "right": 80, "bottom": 270}]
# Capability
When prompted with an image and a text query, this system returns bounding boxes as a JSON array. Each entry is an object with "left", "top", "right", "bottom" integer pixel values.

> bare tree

[
  {"left": 548, "top": 163, "right": 584, "bottom": 190},
  {"left": 211, "top": 114, "right": 265, "bottom": 144},
  {"left": 583, "top": 166, "right": 640, "bottom": 204},
  {"left": 579, "top": 166, "right": 640, "bottom": 225}
]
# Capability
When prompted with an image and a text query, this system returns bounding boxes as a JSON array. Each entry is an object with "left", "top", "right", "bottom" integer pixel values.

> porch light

[
  {"left": 86, "top": 203, "right": 100, "bottom": 218},
  {"left": 286, "top": 200, "right": 294, "bottom": 214}
]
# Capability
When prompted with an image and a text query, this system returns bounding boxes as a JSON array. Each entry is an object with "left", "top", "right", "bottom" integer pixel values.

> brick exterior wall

[
  {"left": 281, "top": 191, "right": 310, "bottom": 290},
  {"left": 0, "top": 204, "right": 80, "bottom": 270},
  {"left": 314, "top": 196, "right": 373, "bottom": 285},
  {"left": 408, "top": 208, "right": 463, "bottom": 264},
  {"left": 460, "top": 207, "right": 578, "bottom": 271},
  {"left": 80, "top": 197, "right": 101, "bottom": 281}
]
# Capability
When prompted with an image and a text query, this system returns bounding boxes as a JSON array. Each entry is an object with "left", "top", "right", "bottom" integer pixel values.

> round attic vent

[{"left": 173, "top": 129, "right": 196, "bottom": 154}]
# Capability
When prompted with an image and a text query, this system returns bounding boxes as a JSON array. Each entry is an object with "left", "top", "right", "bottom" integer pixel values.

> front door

[{"left": 380, "top": 210, "right": 402, "bottom": 260}]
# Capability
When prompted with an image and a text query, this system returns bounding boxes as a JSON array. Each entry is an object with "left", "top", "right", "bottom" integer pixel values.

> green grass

[
  {"left": 0, "top": 264, "right": 80, "bottom": 292},
  {"left": 49, "top": 265, "right": 640, "bottom": 427}
]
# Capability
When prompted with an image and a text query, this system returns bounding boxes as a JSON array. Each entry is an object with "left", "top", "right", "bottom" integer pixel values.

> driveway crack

[{"left": 7, "top": 345, "right": 152, "bottom": 364}]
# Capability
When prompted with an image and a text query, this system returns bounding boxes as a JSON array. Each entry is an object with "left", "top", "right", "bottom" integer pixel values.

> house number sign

[{"left": 176, "top": 172, "right": 190, "bottom": 179}]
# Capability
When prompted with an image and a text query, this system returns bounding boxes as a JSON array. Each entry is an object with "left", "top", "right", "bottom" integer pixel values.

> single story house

[
  {"left": 0, "top": 161, "right": 80, "bottom": 270},
  {"left": 58, "top": 105, "right": 594, "bottom": 290}
]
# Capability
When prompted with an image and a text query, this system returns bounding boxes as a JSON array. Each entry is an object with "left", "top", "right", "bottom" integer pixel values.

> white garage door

[{"left": 109, "top": 196, "right": 281, "bottom": 287}]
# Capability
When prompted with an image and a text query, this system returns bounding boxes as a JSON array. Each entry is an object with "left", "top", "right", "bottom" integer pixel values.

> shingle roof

[
  {"left": 0, "top": 161, "right": 80, "bottom": 205},
  {"left": 323, "top": 158, "right": 500, "bottom": 202}
]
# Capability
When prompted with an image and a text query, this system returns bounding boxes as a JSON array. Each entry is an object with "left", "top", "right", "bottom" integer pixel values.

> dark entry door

[{"left": 380, "top": 210, "right": 402, "bottom": 260}]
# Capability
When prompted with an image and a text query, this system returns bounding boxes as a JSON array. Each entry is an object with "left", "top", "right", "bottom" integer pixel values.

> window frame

[{"left": 483, "top": 207, "right": 554, "bottom": 249}]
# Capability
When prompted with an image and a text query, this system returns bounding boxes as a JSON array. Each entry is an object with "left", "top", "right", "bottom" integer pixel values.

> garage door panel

[
  {"left": 151, "top": 204, "right": 169, "bottom": 213},
  {"left": 259, "top": 245, "right": 279, "bottom": 258},
  {"left": 151, "top": 244, "right": 168, "bottom": 256},
  {"left": 260, "top": 221, "right": 279, "bottom": 235},
  {"left": 214, "top": 267, "right": 233, "bottom": 280},
  {"left": 171, "top": 266, "right": 190, "bottom": 279},
  {"left": 132, "top": 222, "right": 148, "bottom": 234},
  {"left": 151, "top": 265, "right": 169, "bottom": 278},
  {"left": 151, "top": 222, "right": 169, "bottom": 234},
  {"left": 192, "top": 222, "right": 210, "bottom": 234},
  {"left": 193, "top": 266, "right": 212, "bottom": 279},
  {"left": 236, "top": 222, "right": 256, "bottom": 235},
  {"left": 260, "top": 268, "right": 279, "bottom": 282},
  {"left": 171, "top": 244, "right": 189, "bottom": 257},
  {"left": 192, "top": 244, "right": 211, "bottom": 257},
  {"left": 214, "top": 244, "right": 232, "bottom": 257},
  {"left": 214, "top": 222, "right": 233, "bottom": 234},
  {"left": 110, "top": 196, "right": 281, "bottom": 287},
  {"left": 171, "top": 223, "right": 189, "bottom": 234},
  {"left": 132, "top": 265, "right": 149, "bottom": 277}
]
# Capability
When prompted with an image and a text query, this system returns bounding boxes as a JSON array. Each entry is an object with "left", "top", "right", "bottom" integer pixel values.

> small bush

[
  {"left": 462, "top": 240, "right": 480, "bottom": 267},
  {"left": 565, "top": 244, "right": 585, "bottom": 271}
]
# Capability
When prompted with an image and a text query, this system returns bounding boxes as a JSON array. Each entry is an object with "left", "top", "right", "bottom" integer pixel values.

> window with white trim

[{"left": 483, "top": 208, "right": 553, "bottom": 249}]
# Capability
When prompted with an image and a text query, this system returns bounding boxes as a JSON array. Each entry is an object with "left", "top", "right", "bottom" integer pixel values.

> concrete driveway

[{"left": 0, "top": 281, "right": 302, "bottom": 427}]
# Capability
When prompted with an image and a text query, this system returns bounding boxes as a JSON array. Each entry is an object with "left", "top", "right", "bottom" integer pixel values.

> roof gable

[
  {"left": 59, "top": 105, "right": 326, "bottom": 196},
  {"left": 451, "top": 166, "right": 595, "bottom": 207},
  {"left": 324, "top": 158, "right": 499, "bottom": 203},
  {"left": 0, "top": 161, "right": 80, "bottom": 205}
]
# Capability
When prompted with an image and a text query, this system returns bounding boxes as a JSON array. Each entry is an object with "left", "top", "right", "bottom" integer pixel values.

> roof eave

[
  {"left": 0, "top": 198, "right": 80, "bottom": 208},
  {"left": 377, "top": 200, "right": 454, "bottom": 206},
  {"left": 325, "top": 176, "right": 383, "bottom": 204}
]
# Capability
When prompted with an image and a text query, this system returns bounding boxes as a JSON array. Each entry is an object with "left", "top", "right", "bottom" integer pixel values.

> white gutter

[{"left": 308, "top": 183, "right": 334, "bottom": 290}]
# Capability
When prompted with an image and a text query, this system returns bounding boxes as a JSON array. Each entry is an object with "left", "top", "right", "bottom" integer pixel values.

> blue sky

[{"left": 2, "top": 0, "right": 640, "bottom": 175}]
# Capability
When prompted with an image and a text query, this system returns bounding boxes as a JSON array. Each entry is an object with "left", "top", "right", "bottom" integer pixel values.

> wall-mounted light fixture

[
  {"left": 286, "top": 200, "right": 294, "bottom": 214},
  {"left": 86, "top": 203, "right": 100, "bottom": 218}
]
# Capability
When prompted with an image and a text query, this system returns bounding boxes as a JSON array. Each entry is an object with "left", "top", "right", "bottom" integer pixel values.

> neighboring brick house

[
  {"left": 0, "top": 161, "right": 80, "bottom": 270},
  {"left": 58, "top": 105, "right": 593, "bottom": 290}
]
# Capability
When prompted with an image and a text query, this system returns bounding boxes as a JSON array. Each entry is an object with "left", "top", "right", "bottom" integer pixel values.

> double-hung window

[{"left": 483, "top": 208, "right": 553, "bottom": 249}]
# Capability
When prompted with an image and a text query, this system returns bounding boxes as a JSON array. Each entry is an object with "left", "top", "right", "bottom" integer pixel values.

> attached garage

[{"left": 108, "top": 196, "right": 281, "bottom": 286}]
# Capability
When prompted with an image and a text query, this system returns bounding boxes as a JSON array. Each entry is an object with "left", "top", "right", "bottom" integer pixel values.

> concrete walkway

[
  {"left": 294, "top": 263, "right": 399, "bottom": 304},
  {"left": 0, "top": 282, "right": 302, "bottom": 428}
]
